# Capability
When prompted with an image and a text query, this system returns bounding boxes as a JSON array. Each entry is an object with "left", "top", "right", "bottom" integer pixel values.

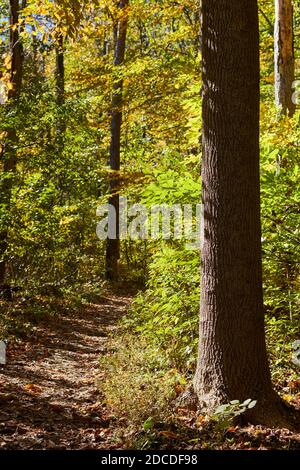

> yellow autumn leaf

[{"left": 24, "top": 383, "right": 42, "bottom": 394}]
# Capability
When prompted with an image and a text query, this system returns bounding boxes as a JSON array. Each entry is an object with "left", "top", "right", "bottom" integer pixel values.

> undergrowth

[
  {"left": 99, "top": 335, "right": 185, "bottom": 436},
  {"left": 0, "top": 281, "right": 105, "bottom": 338}
]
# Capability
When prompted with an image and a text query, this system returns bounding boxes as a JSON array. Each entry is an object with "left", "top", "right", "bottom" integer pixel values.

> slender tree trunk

[
  {"left": 0, "top": 0, "right": 23, "bottom": 286},
  {"left": 55, "top": 31, "right": 65, "bottom": 152},
  {"left": 193, "top": 0, "right": 291, "bottom": 427},
  {"left": 54, "top": 32, "right": 67, "bottom": 206},
  {"left": 274, "top": 0, "right": 295, "bottom": 116},
  {"left": 105, "top": 0, "right": 129, "bottom": 281}
]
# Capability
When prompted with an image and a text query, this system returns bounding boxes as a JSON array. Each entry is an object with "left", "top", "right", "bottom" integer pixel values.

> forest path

[{"left": 0, "top": 294, "right": 131, "bottom": 449}]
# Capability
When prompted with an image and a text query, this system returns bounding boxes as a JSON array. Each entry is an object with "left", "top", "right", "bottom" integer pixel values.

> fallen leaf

[
  {"left": 24, "top": 383, "right": 42, "bottom": 394},
  {"left": 196, "top": 415, "right": 207, "bottom": 427},
  {"left": 227, "top": 426, "right": 237, "bottom": 433},
  {"left": 175, "top": 384, "right": 184, "bottom": 395},
  {"left": 288, "top": 380, "right": 300, "bottom": 391}
]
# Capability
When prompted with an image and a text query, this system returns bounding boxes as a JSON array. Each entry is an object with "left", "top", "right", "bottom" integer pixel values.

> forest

[{"left": 0, "top": 0, "right": 299, "bottom": 456}]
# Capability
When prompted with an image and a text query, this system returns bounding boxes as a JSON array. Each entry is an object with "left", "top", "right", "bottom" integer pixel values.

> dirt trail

[{"left": 0, "top": 294, "right": 131, "bottom": 449}]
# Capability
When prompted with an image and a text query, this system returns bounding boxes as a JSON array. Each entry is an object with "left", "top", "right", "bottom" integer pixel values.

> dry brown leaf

[{"left": 174, "top": 384, "right": 184, "bottom": 395}]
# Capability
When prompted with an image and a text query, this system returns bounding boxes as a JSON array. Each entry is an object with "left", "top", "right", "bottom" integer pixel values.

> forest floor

[
  {"left": 1, "top": 293, "right": 300, "bottom": 450},
  {"left": 0, "top": 294, "right": 131, "bottom": 450}
]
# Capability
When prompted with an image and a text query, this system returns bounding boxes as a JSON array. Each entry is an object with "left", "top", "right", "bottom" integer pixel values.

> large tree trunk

[
  {"left": 193, "top": 0, "right": 291, "bottom": 427},
  {"left": 0, "top": 0, "right": 23, "bottom": 286},
  {"left": 105, "top": 0, "right": 129, "bottom": 281},
  {"left": 274, "top": 0, "right": 295, "bottom": 116}
]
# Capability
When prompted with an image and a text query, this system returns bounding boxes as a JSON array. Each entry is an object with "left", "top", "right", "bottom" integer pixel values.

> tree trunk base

[
  {"left": 187, "top": 384, "right": 300, "bottom": 430},
  {"left": 174, "top": 385, "right": 198, "bottom": 410}
]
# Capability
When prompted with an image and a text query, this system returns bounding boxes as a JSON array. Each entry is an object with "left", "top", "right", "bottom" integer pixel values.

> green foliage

[
  {"left": 0, "top": 295, "right": 62, "bottom": 338},
  {"left": 142, "top": 165, "right": 200, "bottom": 206},
  {"left": 260, "top": 112, "right": 300, "bottom": 319},
  {"left": 0, "top": 0, "right": 299, "bottom": 423},
  {"left": 211, "top": 399, "right": 257, "bottom": 432},
  {"left": 127, "top": 244, "right": 199, "bottom": 369},
  {"left": 0, "top": 0, "right": 201, "bottom": 305},
  {"left": 266, "top": 315, "right": 300, "bottom": 382}
]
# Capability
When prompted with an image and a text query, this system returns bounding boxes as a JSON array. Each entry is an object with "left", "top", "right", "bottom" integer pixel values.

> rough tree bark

[
  {"left": 274, "top": 0, "right": 295, "bottom": 116},
  {"left": 193, "top": 0, "right": 293, "bottom": 427},
  {"left": 0, "top": 0, "right": 24, "bottom": 287},
  {"left": 105, "top": 0, "right": 129, "bottom": 281}
]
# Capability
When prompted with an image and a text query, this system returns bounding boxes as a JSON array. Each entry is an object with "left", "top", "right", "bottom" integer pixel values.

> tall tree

[
  {"left": 105, "top": 0, "right": 129, "bottom": 281},
  {"left": 55, "top": 31, "right": 66, "bottom": 154},
  {"left": 0, "top": 0, "right": 24, "bottom": 287},
  {"left": 274, "top": 0, "right": 295, "bottom": 116},
  {"left": 193, "top": 0, "right": 290, "bottom": 426}
]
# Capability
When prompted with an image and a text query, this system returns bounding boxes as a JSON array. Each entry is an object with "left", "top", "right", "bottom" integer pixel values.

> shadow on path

[{"left": 0, "top": 294, "right": 131, "bottom": 449}]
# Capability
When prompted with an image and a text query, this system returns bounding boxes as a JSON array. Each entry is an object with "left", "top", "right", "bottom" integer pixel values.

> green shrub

[{"left": 126, "top": 244, "right": 200, "bottom": 369}]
